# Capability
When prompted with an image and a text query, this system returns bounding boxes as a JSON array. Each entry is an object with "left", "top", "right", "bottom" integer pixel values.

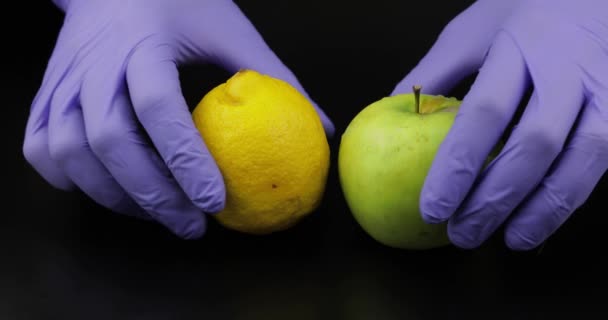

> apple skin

[{"left": 338, "top": 93, "right": 461, "bottom": 250}]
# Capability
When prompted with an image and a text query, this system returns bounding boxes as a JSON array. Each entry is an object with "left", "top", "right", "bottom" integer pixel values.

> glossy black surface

[{"left": 5, "top": 1, "right": 607, "bottom": 319}]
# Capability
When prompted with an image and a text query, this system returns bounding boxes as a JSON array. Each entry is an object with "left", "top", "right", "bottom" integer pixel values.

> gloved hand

[
  {"left": 392, "top": 0, "right": 608, "bottom": 250},
  {"left": 23, "top": 0, "right": 334, "bottom": 239}
]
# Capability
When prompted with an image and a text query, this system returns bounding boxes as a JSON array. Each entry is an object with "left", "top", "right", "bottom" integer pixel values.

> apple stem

[{"left": 413, "top": 85, "right": 422, "bottom": 114}]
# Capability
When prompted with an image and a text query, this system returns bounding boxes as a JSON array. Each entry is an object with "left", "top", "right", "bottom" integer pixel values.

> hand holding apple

[{"left": 390, "top": 0, "right": 608, "bottom": 250}]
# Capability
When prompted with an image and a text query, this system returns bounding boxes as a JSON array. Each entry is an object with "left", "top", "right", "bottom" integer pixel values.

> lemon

[{"left": 192, "top": 70, "right": 330, "bottom": 235}]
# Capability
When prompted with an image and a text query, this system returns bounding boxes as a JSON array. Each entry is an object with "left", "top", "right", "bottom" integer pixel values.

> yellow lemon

[{"left": 192, "top": 70, "right": 330, "bottom": 235}]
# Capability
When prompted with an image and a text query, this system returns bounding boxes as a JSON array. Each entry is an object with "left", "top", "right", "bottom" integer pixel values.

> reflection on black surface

[{"left": 6, "top": 175, "right": 607, "bottom": 319}]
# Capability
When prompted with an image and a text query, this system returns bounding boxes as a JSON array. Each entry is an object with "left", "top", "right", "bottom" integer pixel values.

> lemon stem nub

[{"left": 413, "top": 85, "right": 422, "bottom": 114}]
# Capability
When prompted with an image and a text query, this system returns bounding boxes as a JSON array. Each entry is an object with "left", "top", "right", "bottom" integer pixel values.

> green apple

[{"left": 338, "top": 86, "right": 460, "bottom": 250}]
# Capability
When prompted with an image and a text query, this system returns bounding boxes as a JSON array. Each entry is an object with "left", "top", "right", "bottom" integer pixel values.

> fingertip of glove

[
  {"left": 203, "top": 197, "right": 226, "bottom": 215},
  {"left": 188, "top": 173, "right": 227, "bottom": 214},
  {"left": 447, "top": 230, "right": 480, "bottom": 250},
  {"left": 419, "top": 199, "right": 450, "bottom": 224},
  {"left": 504, "top": 228, "right": 538, "bottom": 251},
  {"left": 26, "top": 158, "right": 76, "bottom": 191},
  {"left": 419, "top": 184, "right": 461, "bottom": 224},
  {"left": 177, "top": 216, "right": 207, "bottom": 240},
  {"left": 324, "top": 121, "right": 336, "bottom": 139},
  {"left": 420, "top": 210, "right": 446, "bottom": 224},
  {"left": 52, "top": 179, "right": 77, "bottom": 192},
  {"left": 191, "top": 189, "right": 226, "bottom": 215}
]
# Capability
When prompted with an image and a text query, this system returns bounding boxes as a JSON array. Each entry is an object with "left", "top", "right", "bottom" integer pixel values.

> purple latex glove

[
  {"left": 23, "top": 0, "right": 334, "bottom": 239},
  {"left": 392, "top": 0, "right": 608, "bottom": 250}
]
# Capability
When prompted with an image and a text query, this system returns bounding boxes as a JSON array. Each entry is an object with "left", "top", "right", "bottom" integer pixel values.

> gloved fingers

[
  {"left": 47, "top": 79, "right": 146, "bottom": 219},
  {"left": 504, "top": 98, "right": 608, "bottom": 250},
  {"left": 447, "top": 83, "right": 585, "bottom": 249},
  {"left": 80, "top": 66, "right": 208, "bottom": 239},
  {"left": 419, "top": 32, "right": 529, "bottom": 224},
  {"left": 23, "top": 51, "right": 74, "bottom": 190},
  {"left": 197, "top": 1, "right": 335, "bottom": 136},
  {"left": 23, "top": 110, "right": 74, "bottom": 190},
  {"left": 126, "top": 42, "right": 226, "bottom": 215}
]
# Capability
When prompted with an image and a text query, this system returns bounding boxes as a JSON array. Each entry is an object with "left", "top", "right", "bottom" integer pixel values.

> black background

[{"left": 4, "top": 1, "right": 607, "bottom": 319}]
